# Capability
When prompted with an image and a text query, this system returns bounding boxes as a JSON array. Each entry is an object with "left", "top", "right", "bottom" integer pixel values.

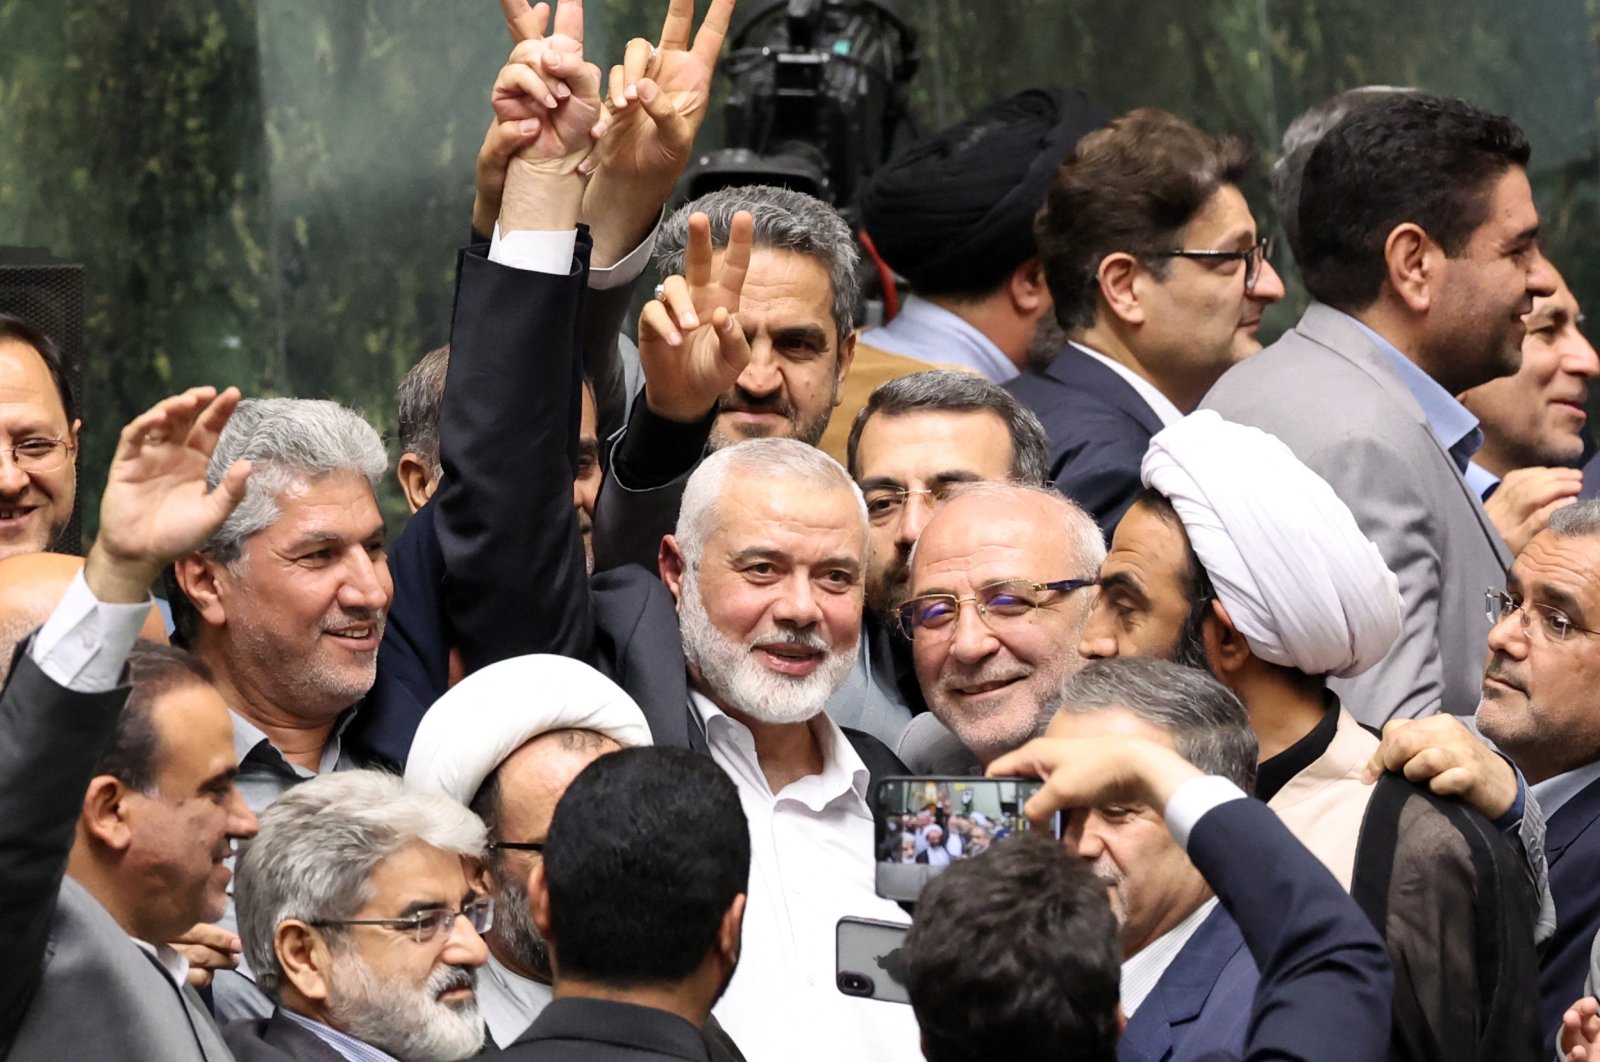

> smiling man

[
  {"left": 0, "top": 315, "right": 80, "bottom": 559},
  {"left": 1006, "top": 108, "right": 1286, "bottom": 537}
]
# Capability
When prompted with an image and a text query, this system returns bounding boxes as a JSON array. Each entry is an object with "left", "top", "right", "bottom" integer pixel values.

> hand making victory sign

[{"left": 637, "top": 210, "right": 754, "bottom": 423}]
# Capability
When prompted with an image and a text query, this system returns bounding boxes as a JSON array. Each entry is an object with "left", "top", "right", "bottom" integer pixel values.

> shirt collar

[
  {"left": 1255, "top": 690, "right": 1342, "bottom": 802},
  {"left": 280, "top": 1009, "right": 402, "bottom": 1062},
  {"left": 689, "top": 691, "right": 870, "bottom": 809},
  {"left": 230, "top": 706, "right": 354, "bottom": 776},
  {"left": 1465, "top": 460, "right": 1501, "bottom": 501},
  {"left": 1345, "top": 314, "right": 1483, "bottom": 467},
  {"left": 869, "top": 296, "right": 1020, "bottom": 383},
  {"left": 1069, "top": 343, "right": 1185, "bottom": 427},
  {"left": 1531, "top": 758, "right": 1600, "bottom": 818},
  {"left": 132, "top": 938, "right": 191, "bottom": 987}
]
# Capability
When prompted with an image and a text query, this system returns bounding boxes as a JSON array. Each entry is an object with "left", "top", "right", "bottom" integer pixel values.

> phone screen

[{"left": 872, "top": 776, "right": 1055, "bottom": 902}]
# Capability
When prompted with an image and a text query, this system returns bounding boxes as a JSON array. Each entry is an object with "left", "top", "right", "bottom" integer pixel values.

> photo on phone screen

[
  {"left": 836, "top": 916, "right": 911, "bottom": 1005},
  {"left": 872, "top": 776, "right": 1056, "bottom": 902}
]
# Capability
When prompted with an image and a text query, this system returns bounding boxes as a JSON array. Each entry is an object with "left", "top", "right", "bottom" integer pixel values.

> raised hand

[
  {"left": 1485, "top": 465, "right": 1583, "bottom": 555},
  {"left": 637, "top": 210, "right": 753, "bottom": 422},
  {"left": 987, "top": 735, "right": 1207, "bottom": 826},
  {"left": 84, "top": 387, "right": 251, "bottom": 603},
  {"left": 491, "top": 0, "right": 607, "bottom": 170},
  {"left": 1562, "top": 996, "right": 1600, "bottom": 1061}
]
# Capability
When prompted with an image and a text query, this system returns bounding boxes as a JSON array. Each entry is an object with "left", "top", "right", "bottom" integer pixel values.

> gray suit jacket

[
  {"left": 0, "top": 649, "right": 235, "bottom": 1062},
  {"left": 1203, "top": 304, "right": 1511, "bottom": 724}
]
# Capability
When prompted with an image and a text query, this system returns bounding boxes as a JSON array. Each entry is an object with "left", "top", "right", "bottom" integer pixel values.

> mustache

[
  {"left": 938, "top": 662, "right": 1029, "bottom": 692},
  {"left": 428, "top": 964, "right": 475, "bottom": 1001},
  {"left": 752, "top": 626, "right": 830, "bottom": 653},
  {"left": 718, "top": 387, "right": 796, "bottom": 419},
  {"left": 1483, "top": 654, "right": 1526, "bottom": 691}
]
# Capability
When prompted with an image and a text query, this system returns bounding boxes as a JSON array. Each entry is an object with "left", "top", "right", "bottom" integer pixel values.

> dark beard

[
  {"left": 489, "top": 858, "right": 552, "bottom": 981},
  {"left": 1024, "top": 312, "right": 1071, "bottom": 374},
  {"left": 1166, "top": 594, "right": 1216, "bottom": 676}
]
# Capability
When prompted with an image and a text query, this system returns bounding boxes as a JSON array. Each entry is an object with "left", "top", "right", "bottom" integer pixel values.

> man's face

[
  {"left": 1048, "top": 708, "right": 1211, "bottom": 958},
  {"left": 1079, "top": 502, "right": 1206, "bottom": 668},
  {"left": 324, "top": 841, "right": 488, "bottom": 1062},
  {"left": 908, "top": 493, "right": 1096, "bottom": 764},
  {"left": 482, "top": 733, "right": 618, "bottom": 980},
  {"left": 575, "top": 384, "right": 601, "bottom": 575},
  {"left": 0, "top": 339, "right": 77, "bottom": 560},
  {"left": 123, "top": 681, "right": 259, "bottom": 940},
  {"left": 1136, "top": 184, "right": 1286, "bottom": 388},
  {"left": 669, "top": 474, "right": 864, "bottom": 726},
  {"left": 1476, "top": 530, "right": 1600, "bottom": 784},
  {"left": 1429, "top": 166, "right": 1558, "bottom": 393},
  {"left": 706, "top": 248, "right": 855, "bottom": 451},
  {"left": 1460, "top": 269, "right": 1598, "bottom": 473},
  {"left": 853, "top": 409, "right": 1016, "bottom": 618},
  {"left": 213, "top": 471, "right": 391, "bottom": 721}
]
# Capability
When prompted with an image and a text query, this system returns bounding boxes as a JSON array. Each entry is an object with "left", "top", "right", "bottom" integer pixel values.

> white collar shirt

[
  {"left": 690, "top": 692, "right": 921, "bottom": 1062},
  {"left": 133, "top": 938, "right": 192, "bottom": 988},
  {"left": 478, "top": 949, "right": 554, "bottom": 1048},
  {"left": 1071, "top": 342, "right": 1185, "bottom": 427},
  {"left": 1119, "top": 896, "right": 1220, "bottom": 1017}
]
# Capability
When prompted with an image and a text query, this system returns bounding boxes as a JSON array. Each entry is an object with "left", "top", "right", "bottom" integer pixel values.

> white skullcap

[
  {"left": 1140, "top": 411, "right": 1402, "bottom": 678},
  {"left": 404, "top": 654, "right": 654, "bottom": 805}
]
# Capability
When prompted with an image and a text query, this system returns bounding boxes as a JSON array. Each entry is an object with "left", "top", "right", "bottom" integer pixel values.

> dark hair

[
  {"left": 543, "top": 747, "right": 750, "bottom": 986},
  {"left": 93, "top": 643, "right": 217, "bottom": 793},
  {"left": 1129, "top": 488, "right": 1217, "bottom": 672},
  {"left": 1295, "top": 93, "right": 1531, "bottom": 311},
  {"left": 0, "top": 314, "right": 76, "bottom": 427},
  {"left": 395, "top": 344, "right": 450, "bottom": 476},
  {"left": 845, "top": 370, "right": 1050, "bottom": 484},
  {"left": 1058, "top": 657, "right": 1258, "bottom": 792},
  {"left": 903, "top": 832, "right": 1120, "bottom": 1062},
  {"left": 1037, "top": 109, "right": 1254, "bottom": 332}
]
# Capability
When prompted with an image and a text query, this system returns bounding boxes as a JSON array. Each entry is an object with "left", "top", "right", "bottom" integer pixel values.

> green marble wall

[{"left": 3, "top": 0, "right": 1599, "bottom": 538}]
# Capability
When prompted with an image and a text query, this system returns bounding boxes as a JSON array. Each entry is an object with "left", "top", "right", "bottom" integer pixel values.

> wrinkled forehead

[
  {"left": 709, "top": 473, "right": 865, "bottom": 557},
  {"left": 1512, "top": 531, "right": 1600, "bottom": 612}
]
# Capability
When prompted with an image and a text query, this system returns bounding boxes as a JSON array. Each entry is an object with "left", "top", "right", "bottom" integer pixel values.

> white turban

[
  {"left": 1140, "top": 411, "right": 1402, "bottom": 678},
  {"left": 404, "top": 654, "right": 653, "bottom": 805}
]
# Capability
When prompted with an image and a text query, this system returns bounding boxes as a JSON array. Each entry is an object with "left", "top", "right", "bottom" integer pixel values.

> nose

[
  {"left": 1527, "top": 249, "right": 1559, "bottom": 299},
  {"left": 1560, "top": 329, "right": 1600, "bottom": 381},
  {"left": 769, "top": 573, "right": 824, "bottom": 630},
  {"left": 0, "top": 449, "right": 28, "bottom": 495},
  {"left": 1248, "top": 257, "right": 1286, "bottom": 303},
  {"left": 339, "top": 548, "right": 392, "bottom": 612},
  {"left": 735, "top": 342, "right": 782, "bottom": 398},
  {"left": 572, "top": 470, "right": 599, "bottom": 520},
  {"left": 227, "top": 786, "right": 260, "bottom": 840},
  {"left": 948, "top": 598, "right": 1000, "bottom": 664},
  {"left": 1063, "top": 810, "right": 1100, "bottom": 858},
  {"left": 1486, "top": 603, "right": 1530, "bottom": 659},
  {"left": 1076, "top": 595, "right": 1119, "bottom": 660},
  {"left": 442, "top": 911, "right": 490, "bottom": 967},
  {"left": 896, "top": 492, "right": 936, "bottom": 548}
]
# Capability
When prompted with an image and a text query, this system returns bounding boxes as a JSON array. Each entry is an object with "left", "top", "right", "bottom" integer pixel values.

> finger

[
  {"left": 690, "top": 0, "right": 736, "bottom": 67},
  {"left": 116, "top": 388, "right": 217, "bottom": 461},
  {"left": 1361, "top": 719, "right": 1415, "bottom": 783},
  {"left": 660, "top": 275, "right": 700, "bottom": 330},
  {"left": 186, "top": 968, "right": 215, "bottom": 989},
  {"left": 685, "top": 212, "right": 714, "bottom": 291},
  {"left": 174, "top": 922, "right": 243, "bottom": 951},
  {"left": 187, "top": 387, "right": 243, "bottom": 458},
  {"left": 501, "top": 0, "right": 549, "bottom": 42},
  {"left": 660, "top": 0, "right": 694, "bottom": 50},
  {"left": 1418, "top": 764, "right": 1477, "bottom": 801},
  {"left": 543, "top": 51, "right": 603, "bottom": 104},
  {"left": 635, "top": 79, "right": 692, "bottom": 154},
  {"left": 638, "top": 300, "right": 684, "bottom": 347},
  {"left": 608, "top": 64, "right": 627, "bottom": 110},
  {"left": 716, "top": 210, "right": 755, "bottom": 298},
  {"left": 712, "top": 307, "right": 752, "bottom": 375},
  {"left": 496, "top": 57, "right": 563, "bottom": 111},
  {"left": 623, "top": 36, "right": 655, "bottom": 88},
  {"left": 551, "top": 0, "right": 583, "bottom": 46}
]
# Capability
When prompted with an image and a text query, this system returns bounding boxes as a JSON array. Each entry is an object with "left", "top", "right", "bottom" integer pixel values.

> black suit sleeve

[
  {"left": 0, "top": 647, "right": 129, "bottom": 1057},
  {"left": 435, "top": 237, "right": 598, "bottom": 671},
  {"left": 1186, "top": 797, "right": 1394, "bottom": 1062},
  {"left": 1049, "top": 412, "right": 1156, "bottom": 539}
]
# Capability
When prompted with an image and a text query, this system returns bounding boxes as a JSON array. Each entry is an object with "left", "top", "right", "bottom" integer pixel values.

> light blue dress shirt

[
  {"left": 1347, "top": 315, "right": 1484, "bottom": 473},
  {"left": 280, "top": 1010, "right": 402, "bottom": 1062},
  {"left": 861, "top": 295, "right": 1019, "bottom": 383}
]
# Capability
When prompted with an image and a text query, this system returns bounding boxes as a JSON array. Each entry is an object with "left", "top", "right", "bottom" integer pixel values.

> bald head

[{"left": 0, "top": 552, "right": 167, "bottom": 681}]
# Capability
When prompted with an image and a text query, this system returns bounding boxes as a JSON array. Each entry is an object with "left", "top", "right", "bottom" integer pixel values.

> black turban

[{"left": 861, "top": 88, "right": 1107, "bottom": 297}]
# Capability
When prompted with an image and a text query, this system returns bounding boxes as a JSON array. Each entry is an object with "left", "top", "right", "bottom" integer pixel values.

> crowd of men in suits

[{"left": 8, "top": 0, "right": 1600, "bottom": 1059}]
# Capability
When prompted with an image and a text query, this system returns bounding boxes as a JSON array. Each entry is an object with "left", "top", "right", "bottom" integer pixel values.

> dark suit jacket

[
  {"left": 0, "top": 647, "right": 233, "bottom": 1062},
  {"left": 1539, "top": 774, "right": 1600, "bottom": 1050},
  {"left": 223, "top": 1010, "right": 348, "bottom": 1062},
  {"left": 1118, "top": 905, "right": 1255, "bottom": 1062},
  {"left": 500, "top": 997, "right": 720, "bottom": 1061},
  {"left": 1006, "top": 345, "right": 1165, "bottom": 538},
  {"left": 1187, "top": 797, "right": 1393, "bottom": 1061}
]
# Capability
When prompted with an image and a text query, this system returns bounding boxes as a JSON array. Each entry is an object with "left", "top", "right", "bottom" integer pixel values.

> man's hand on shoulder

[
  {"left": 1361, "top": 714, "right": 1518, "bottom": 821},
  {"left": 1485, "top": 466, "right": 1582, "bottom": 556}
]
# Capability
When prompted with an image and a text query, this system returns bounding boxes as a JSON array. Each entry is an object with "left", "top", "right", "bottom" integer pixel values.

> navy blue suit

[
  {"left": 1118, "top": 907, "right": 1255, "bottom": 1062},
  {"left": 1539, "top": 775, "right": 1600, "bottom": 1048},
  {"left": 1005, "top": 346, "right": 1165, "bottom": 538}
]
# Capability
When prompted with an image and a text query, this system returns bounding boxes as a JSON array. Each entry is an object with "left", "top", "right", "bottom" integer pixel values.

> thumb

[{"left": 712, "top": 308, "right": 750, "bottom": 377}]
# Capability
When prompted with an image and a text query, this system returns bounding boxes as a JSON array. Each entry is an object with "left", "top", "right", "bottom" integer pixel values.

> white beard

[
  {"left": 325, "top": 953, "right": 486, "bottom": 1062},
  {"left": 678, "top": 569, "right": 857, "bottom": 725}
]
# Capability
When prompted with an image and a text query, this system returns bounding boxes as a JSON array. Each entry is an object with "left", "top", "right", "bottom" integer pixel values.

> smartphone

[
  {"left": 872, "top": 775, "right": 1058, "bottom": 902},
  {"left": 836, "top": 916, "right": 911, "bottom": 1005}
]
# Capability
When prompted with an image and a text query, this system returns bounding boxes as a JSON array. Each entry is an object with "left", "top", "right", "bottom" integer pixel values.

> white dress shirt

[
  {"left": 1119, "top": 897, "right": 1220, "bottom": 1016},
  {"left": 1072, "top": 342, "right": 1184, "bottom": 426},
  {"left": 478, "top": 949, "right": 554, "bottom": 1048},
  {"left": 30, "top": 570, "right": 153, "bottom": 692},
  {"left": 691, "top": 693, "right": 922, "bottom": 1062}
]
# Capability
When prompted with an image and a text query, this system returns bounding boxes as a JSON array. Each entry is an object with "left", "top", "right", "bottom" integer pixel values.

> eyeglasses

[
  {"left": 895, "top": 577, "right": 1096, "bottom": 638},
  {"left": 1146, "top": 236, "right": 1275, "bottom": 292},
  {"left": 862, "top": 483, "right": 964, "bottom": 525},
  {"left": 1485, "top": 588, "right": 1600, "bottom": 642},
  {"left": 0, "top": 437, "right": 73, "bottom": 473},
  {"left": 312, "top": 897, "right": 494, "bottom": 944},
  {"left": 486, "top": 840, "right": 544, "bottom": 854}
]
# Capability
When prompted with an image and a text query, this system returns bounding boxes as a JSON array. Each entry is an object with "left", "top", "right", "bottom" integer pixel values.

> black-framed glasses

[
  {"left": 1146, "top": 236, "right": 1275, "bottom": 291},
  {"left": 0, "top": 437, "right": 73, "bottom": 473},
  {"left": 862, "top": 484, "right": 963, "bottom": 525},
  {"left": 311, "top": 897, "right": 494, "bottom": 944},
  {"left": 486, "top": 841, "right": 545, "bottom": 853},
  {"left": 1485, "top": 588, "right": 1600, "bottom": 642},
  {"left": 894, "top": 577, "right": 1097, "bottom": 638}
]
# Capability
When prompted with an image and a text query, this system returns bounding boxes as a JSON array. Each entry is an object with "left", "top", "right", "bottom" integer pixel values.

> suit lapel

[
  {"left": 1045, "top": 347, "right": 1166, "bottom": 436},
  {"left": 1119, "top": 906, "right": 1246, "bottom": 1061},
  {"left": 1293, "top": 305, "right": 1511, "bottom": 567},
  {"left": 1545, "top": 775, "right": 1600, "bottom": 864}
]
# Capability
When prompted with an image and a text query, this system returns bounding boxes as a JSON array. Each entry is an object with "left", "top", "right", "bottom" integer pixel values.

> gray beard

[{"left": 489, "top": 862, "right": 551, "bottom": 982}]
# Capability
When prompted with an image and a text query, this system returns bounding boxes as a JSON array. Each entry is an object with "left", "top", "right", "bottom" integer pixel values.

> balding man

[
  {"left": 896, "top": 481, "right": 1104, "bottom": 773},
  {"left": 1078, "top": 410, "right": 1543, "bottom": 1059},
  {"left": 0, "top": 315, "right": 80, "bottom": 560}
]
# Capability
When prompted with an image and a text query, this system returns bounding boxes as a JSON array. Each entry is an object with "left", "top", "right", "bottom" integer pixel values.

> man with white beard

[
  {"left": 657, "top": 437, "right": 922, "bottom": 1062},
  {"left": 227, "top": 770, "right": 492, "bottom": 1062}
]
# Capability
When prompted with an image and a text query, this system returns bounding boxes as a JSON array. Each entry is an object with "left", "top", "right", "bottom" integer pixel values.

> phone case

[{"left": 835, "top": 916, "right": 911, "bottom": 1005}]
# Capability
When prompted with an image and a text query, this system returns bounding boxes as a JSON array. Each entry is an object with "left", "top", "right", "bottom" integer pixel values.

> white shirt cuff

[
  {"left": 588, "top": 212, "right": 662, "bottom": 291},
  {"left": 29, "top": 570, "right": 154, "bottom": 693},
  {"left": 489, "top": 224, "right": 578, "bottom": 275},
  {"left": 1164, "top": 776, "right": 1248, "bottom": 850}
]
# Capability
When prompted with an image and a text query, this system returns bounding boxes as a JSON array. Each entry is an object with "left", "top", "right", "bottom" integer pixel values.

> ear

[
  {"left": 1095, "top": 253, "right": 1146, "bottom": 327},
  {"left": 659, "top": 535, "right": 687, "bottom": 605},
  {"left": 833, "top": 331, "right": 858, "bottom": 399},
  {"left": 1382, "top": 223, "right": 1438, "bottom": 314},
  {"left": 717, "top": 892, "right": 746, "bottom": 969},
  {"left": 528, "top": 860, "right": 554, "bottom": 943},
  {"left": 467, "top": 855, "right": 494, "bottom": 894},
  {"left": 1007, "top": 258, "right": 1050, "bottom": 316},
  {"left": 1202, "top": 598, "right": 1253, "bottom": 680},
  {"left": 395, "top": 453, "right": 439, "bottom": 515},
  {"left": 276, "top": 920, "right": 334, "bottom": 1004},
  {"left": 69, "top": 418, "right": 83, "bottom": 450},
  {"left": 174, "top": 553, "right": 228, "bottom": 629},
  {"left": 81, "top": 775, "right": 136, "bottom": 852}
]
